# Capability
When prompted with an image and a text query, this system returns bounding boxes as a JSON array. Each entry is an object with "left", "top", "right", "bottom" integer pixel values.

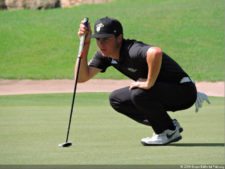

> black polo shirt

[{"left": 89, "top": 39, "right": 188, "bottom": 83}]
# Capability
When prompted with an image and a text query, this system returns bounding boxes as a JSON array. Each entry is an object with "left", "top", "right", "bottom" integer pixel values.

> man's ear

[{"left": 117, "top": 34, "right": 123, "bottom": 43}]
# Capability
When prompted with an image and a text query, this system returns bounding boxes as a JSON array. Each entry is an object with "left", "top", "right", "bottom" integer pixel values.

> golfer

[{"left": 76, "top": 17, "right": 202, "bottom": 145}]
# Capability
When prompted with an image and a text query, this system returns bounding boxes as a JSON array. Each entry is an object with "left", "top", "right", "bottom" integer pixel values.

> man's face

[{"left": 96, "top": 36, "right": 121, "bottom": 57}]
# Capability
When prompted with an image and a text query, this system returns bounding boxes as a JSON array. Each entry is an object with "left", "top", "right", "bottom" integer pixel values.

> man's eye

[{"left": 96, "top": 38, "right": 109, "bottom": 41}]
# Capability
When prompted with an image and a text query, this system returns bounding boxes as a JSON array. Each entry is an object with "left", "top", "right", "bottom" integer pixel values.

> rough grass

[{"left": 0, "top": 0, "right": 224, "bottom": 81}]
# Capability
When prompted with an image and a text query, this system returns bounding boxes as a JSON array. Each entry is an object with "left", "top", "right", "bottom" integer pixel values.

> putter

[{"left": 59, "top": 17, "right": 89, "bottom": 148}]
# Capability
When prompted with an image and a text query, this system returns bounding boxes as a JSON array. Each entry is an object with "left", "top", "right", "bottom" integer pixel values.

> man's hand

[
  {"left": 77, "top": 20, "right": 92, "bottom": 44},
  {"left": 195, "top": 92, "right": 210, "bottom": 112},
  {"left": 129, "top": 79, "right": 152, "bottom": 90}
]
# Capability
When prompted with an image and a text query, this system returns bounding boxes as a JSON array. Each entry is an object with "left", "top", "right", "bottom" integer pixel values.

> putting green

[{"left": 0, "top": 93, "right": 224, "bottom": 164}]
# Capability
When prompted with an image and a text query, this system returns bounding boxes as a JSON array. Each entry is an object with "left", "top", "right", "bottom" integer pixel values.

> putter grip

[
  {"left": 82, "top": 17, "right": 89, "bottom": 28},
  {"left": 78, "top": 17, "right": 89, "bottom": 58}
]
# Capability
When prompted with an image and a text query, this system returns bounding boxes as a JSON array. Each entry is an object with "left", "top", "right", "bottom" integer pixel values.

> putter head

[{"left": 58, "top": 141, "right": 72, "bottom": 148}]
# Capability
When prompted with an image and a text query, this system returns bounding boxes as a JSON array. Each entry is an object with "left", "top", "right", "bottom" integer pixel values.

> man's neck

[{"left": 110, "top": 39, "right": 123, "bottom": 60}]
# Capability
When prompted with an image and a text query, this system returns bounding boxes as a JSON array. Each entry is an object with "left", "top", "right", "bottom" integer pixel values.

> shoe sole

[{"left": 141, "top": 136, "right": 182, "bottom": 146}]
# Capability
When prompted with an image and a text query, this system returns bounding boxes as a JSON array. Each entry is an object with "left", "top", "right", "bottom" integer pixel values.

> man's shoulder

[
  {"left": 123, "top": 39, "right": 151, "bottom": 49},
  {"left": 122, "top": 39, "right": 151, "bottom": 58},
  {"left": 93, "top": 51, "right": 111, "bottom": 62}
]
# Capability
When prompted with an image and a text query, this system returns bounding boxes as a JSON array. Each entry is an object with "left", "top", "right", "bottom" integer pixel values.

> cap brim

[{"left": 91, "top": 33, "right": 114, "bottom": 38}]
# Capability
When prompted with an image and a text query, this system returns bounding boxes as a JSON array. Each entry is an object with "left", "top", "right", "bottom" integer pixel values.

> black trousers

[{"left": 109, "top": 82, "right": 197, "bottom": 134}]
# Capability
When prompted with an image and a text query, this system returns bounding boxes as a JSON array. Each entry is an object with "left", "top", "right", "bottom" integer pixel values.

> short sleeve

[
  {"left": 88, "top": 51, "right": 111, "bottom": 72},
  {"left": 129, "top": 41, "right": 150, "bottom": 60}
]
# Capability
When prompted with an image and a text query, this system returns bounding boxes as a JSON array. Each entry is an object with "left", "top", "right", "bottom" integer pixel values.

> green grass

[
  {"left": 0, "top": 93, "right": 224, "bottom": 164},
  {"left": 0, "top": 0, "right": 224, "bottom": 81}
]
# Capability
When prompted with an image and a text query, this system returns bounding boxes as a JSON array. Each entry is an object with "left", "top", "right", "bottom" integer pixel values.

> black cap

[{"left": 92, "top": 17, "right": 123, "bottom": 38}]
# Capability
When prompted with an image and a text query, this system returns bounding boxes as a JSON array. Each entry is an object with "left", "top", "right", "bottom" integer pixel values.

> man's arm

[
  {"left": 74, "top": 42, "right": 101, "bottom": 82},
  {"left": 76, "top": 20, "right": 101, "bottom": 82},
  {"left": 129, "top": 47, "right": 162, "bottom": 90},
  {"left": 145, "top": 47, "right": 162, "bottom": 88}
]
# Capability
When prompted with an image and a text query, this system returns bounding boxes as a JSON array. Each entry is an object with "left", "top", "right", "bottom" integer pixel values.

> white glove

[{"left": 195, "top": 92, "right": 210, "bottom": 112}]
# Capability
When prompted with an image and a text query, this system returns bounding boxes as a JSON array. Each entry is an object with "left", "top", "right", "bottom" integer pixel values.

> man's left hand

[{"left": 129, "top": 80, "right": 151, "bottom": 90}]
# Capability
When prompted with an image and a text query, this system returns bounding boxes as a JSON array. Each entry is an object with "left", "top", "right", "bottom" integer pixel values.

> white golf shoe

[
  {"left": 143, "top": 119, "right": 183, "bottom": 133},
  {"left": 141, "top": 128, "right": 182, "bottom": 146}
]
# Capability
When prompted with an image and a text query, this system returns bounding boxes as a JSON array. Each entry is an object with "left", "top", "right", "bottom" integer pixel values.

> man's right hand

[{"left": 77, "top": 19, "right": 92, "bottom": 44}]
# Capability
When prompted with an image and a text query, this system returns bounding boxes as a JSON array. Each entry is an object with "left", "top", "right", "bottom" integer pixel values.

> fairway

[{"left": 0, "top": 93, "right": 224, "bottom": 165}]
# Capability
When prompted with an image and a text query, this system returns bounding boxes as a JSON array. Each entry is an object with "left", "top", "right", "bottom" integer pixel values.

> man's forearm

[{"left": 74, "top": 42, "right": 91, "bottom": 82}]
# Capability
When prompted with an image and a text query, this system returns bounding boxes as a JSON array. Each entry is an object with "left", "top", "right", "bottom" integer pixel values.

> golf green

[{"left": 0, "top": 93, "right": 224, "bottom": 164}]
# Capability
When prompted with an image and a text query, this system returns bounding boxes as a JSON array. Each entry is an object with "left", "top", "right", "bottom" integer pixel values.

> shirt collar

[{"left": 118, "top": 39, "right": 127, "bottom": 64}]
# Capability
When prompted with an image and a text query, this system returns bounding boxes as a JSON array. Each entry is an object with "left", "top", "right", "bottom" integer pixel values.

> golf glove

[{"left": 195, "top": 92, "right": 210, "bottom": 112}]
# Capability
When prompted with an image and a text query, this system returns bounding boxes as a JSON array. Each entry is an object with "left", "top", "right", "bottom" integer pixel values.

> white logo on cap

[{"left": 96, "top": 23, "right": 104, "bottom": 32}]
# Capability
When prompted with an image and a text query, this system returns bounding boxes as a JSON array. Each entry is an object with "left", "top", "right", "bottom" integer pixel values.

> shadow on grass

[{"left": 170, "top": 143, "right": 224, "bottom": 147}]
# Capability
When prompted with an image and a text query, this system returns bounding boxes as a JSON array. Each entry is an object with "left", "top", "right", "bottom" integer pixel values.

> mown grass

[
  {"left": 0, "top": 93, "right": 224, "bottom": 164},
  {"left": 0, "top": 0, "right": 224, "bottom": 80}
]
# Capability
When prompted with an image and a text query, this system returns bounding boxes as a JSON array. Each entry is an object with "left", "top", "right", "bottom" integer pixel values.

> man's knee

[
  {"left": 109, "top": 87, "right": 130, "bottom": 110},
  {"left": 130, "top": 88, "right": 159, "bottom": 110},
  {"left": 109, "top": 90, "right": 118, "bottom": 109},
  {"left": 130, "top": 88, "right": 147, "bottom": 105}
]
